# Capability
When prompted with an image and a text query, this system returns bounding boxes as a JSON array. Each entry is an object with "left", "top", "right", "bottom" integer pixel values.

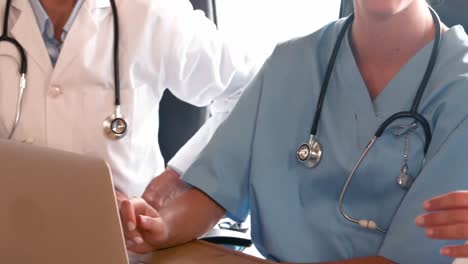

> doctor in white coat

[{"left": 0, "top": 0, "right": 258, "bottom": 205}]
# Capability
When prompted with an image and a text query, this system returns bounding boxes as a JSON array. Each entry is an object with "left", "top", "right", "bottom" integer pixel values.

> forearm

[{"left": 157, "top": 186, "right": 226, "bottom": 249}]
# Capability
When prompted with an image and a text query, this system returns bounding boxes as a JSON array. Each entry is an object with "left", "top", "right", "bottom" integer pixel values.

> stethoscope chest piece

[
  {"left": 2, "top": 0, "right": 129, "bottom": 141},
  {"left": 103, "top": 105, "right": 128, "bottom": 140},
  {"left": 297, "top": 135, "right": 322, "bottom": 168}
]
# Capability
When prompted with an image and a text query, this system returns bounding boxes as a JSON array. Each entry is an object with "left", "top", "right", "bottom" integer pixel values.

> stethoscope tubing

[
  {"left": 109, "top": 0, "right": 121, "bottom": 107},
  {"left": 337, "top": 6, "right": 442, "bottom": 233},
  {"left": 375, "top": 112, "right": 432, "bottom": 154},
  {"left": 2, "top": 0, "right": 28, "bottom": 140},
  {"left": 410, "top": 6, "right": 442, "bottom": 113},
  {"left": 338, "top": 136, "right": 387, "bottom": 233},
  {"left": 309, "top": 6, "right": 440, "bottom": 142},
  {"left": 310, "top": 14, "right": 354, "bottom": 136},
  {"left": 7, "top": 73, "right": 26, "bottom": 140},
  {"left": 0, "top": 35, "right": 27, "bottom": 74},
  {"left": 2, "top": 0, "right": 124, "bottom": 140},
  {"left": 339, "top": 112, "right": 434, "bottom": 233},
  {"left": 1, "top": 0, "right": 27, "bottom": 75}
]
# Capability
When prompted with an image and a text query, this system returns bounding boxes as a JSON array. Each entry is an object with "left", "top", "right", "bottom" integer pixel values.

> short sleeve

[{"left": 182, "top": 58, "right": 268, "bottom": 223}]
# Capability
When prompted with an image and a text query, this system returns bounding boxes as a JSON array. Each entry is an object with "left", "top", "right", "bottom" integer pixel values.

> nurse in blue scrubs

[{"left": 120, "top": 0, "right": 468, "bottom": 263}]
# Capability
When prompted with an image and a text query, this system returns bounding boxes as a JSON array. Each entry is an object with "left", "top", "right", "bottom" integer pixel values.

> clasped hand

[{"left": 119, "top": 168, "right": 188, "bottom": 254}]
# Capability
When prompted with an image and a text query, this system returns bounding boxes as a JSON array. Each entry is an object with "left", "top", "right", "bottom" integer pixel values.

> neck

[
  {"left": 352, "top": 2, "right": 434, "bottom": 64},
  {"left": 350, "top": 2, "right": 447, "bottom": 100},
  {"left": 39, "top": 0, "right": 77, "bottom": 42}
]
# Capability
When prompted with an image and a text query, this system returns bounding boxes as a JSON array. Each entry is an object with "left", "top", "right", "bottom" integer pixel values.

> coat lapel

[
  {"left": 51, "top": 0, "right": 111, "bottom": 79},
  {"left": 10, "top": 0, "right": 53, "bottom": 73}
]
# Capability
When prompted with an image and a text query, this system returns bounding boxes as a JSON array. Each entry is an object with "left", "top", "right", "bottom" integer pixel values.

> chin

[{"left": 354, "top": 0, "right": 416, "bottom": 18}]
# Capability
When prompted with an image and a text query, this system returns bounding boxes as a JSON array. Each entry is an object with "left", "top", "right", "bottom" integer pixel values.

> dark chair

[{"left": 431, "top": 0, "right": 468, "bottom": 30}]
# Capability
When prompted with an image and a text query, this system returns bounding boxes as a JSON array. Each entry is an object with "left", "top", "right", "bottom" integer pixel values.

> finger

[
  {"left": 138, "top": 215, "right": 169, "bottom": 246},
  {"left": 416, "top": 209, "right": 468, "bottom": 227},
  {"left": 441, "top": 245, "right": 468, "bottom": 258},
  {"left": 425, "top": 223, "right": 468, "bottom": 240},
  {"left": 120, "top": 199, "right": 137, "bottom": 232},
  {"left": 120, "top": 199, "right": 145, "bottom": 247},
  {"left": 143, "top": 203, "right": 161, "bottom": 218},
  {"left": 138, "top": 215, "right": 165, "bottom": 233},
  {"left": 126, "top": 240, "right": 155, "bottom": 254},
  {"left": 424, "top": 191, "right": 468, "bottom": 211}
]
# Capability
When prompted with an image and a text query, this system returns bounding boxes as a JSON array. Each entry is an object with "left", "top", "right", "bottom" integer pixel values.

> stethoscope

[
  {"left": 297, "top": 7, "right": 441, "bottom": 233},
  {"left": 2, "top": 0, "right": 128, "bottom": 140}
]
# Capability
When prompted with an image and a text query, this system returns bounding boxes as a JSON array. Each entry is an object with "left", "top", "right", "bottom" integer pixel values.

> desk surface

[{"left": 139, "top": 240, "right": 395, "bottom": 264}]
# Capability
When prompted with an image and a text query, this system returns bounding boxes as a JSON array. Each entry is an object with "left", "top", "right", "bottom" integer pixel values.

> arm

[
  {"left": 125, "top": 51, "right": 269, "bottom": 253},
  {"left": 121, "top": 183, "right": 226, "bottom": 254},
  {"left": 142, "top": 167, "right": 188, "bottom": 210},
  {"left": 142, "top": 0, "right": 263, "bottom": 206},
  {"left": 160, "top": 0, "right": 262, "bottom": 175}
]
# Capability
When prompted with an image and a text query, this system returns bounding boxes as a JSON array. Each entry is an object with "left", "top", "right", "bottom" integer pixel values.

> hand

[
  {"left": 142, "top": 167, "right": 190, "bottom": 210},
  {"left": 120, "top": 198, "right": 170, "bottom": 254},
  {"left": 416, "top": 191, "right": 468, "bottom": 258}
]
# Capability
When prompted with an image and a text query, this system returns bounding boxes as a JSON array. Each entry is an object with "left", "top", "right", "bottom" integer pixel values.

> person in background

[{"left": 0, "top": 0, "right": 259, "bottom": 211}]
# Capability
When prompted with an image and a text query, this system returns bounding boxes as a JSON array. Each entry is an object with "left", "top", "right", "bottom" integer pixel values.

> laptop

[{"left": 0, "top": 139, "right": 129, "bottom": 264}]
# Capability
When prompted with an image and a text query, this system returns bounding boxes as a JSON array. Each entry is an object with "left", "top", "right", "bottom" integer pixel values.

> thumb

[
  {"left": 138, "top": 215, "right": 169, "bottom": 246},
  {"left": 138, "top": 215, "right": 165, "bottom": 233}
]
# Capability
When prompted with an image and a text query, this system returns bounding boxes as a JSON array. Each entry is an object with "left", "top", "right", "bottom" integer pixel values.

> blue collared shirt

[{"left": 29, "top": 0, "right": 85, "bottom": 65}]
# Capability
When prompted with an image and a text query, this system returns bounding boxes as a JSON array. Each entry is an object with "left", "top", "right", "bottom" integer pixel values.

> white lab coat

[{"left": 0, "top": 0, "right": 258, "bottom": 196}]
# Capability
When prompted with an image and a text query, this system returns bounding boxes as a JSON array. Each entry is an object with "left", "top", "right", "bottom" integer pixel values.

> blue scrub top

[{"left": 184, "top": 18, "right": 468, "bottom": 264}]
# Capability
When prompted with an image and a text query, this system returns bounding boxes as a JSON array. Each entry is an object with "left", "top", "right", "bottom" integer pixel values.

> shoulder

[
  {"left": 117, "top": 0, "right": 211, "bottom": 39},
  {"left": 423, "top": 26, "right": 468, "bottom": 115},
  {"left": 421, "top": 26, "right": 468, "bottom": 155},
  {"left": 119, "top": 0, "right": 198, "bottom": 19},
  {"left": 433, "top": 25, "right": 468, "bottom": 83},
  {"left": 246, "top": 18, "right": 351, "bottom": 108},
  {"left": 116, "top": 0, "right": 208, "bottom": 45},
  {"left": 267, "top": 17, "right": 349, "bottom": 71},
  {"left": 255, "top": 17, "right": 349, "bottom": 91},
  {"left": 428, "top": 25, "right": 468, "bottom": 87}
]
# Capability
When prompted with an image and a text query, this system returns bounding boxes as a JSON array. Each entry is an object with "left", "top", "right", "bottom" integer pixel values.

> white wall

[{"left": 216, "top": 0, "right": 341, "bottom": 60}]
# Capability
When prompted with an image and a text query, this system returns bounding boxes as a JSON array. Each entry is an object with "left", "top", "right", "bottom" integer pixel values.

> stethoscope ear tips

[{"left": 297, "top": 135, "right": 322, "bottom": 168}]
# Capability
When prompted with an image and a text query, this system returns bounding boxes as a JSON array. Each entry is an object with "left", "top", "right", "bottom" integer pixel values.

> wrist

[{"left": 164, "top": 166, "right": 182, "bottom": 179}]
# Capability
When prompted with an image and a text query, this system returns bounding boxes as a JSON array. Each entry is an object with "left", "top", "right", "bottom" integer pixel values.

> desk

[{"left": 138, "top": 240, "right": 396, "bottom": 264}]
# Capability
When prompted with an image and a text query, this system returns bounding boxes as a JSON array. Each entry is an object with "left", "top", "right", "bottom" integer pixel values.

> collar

[
  {"left": 28, "top": 0, "right": 48, "bottom": 35},
  {"left": 28, "top": 0, "right": 86, "bottom": 41},
  {"left": 13, "top": 0, "right": 110, "bottom": 13},
  {"left": 85, "top": 0, "right": 111, "bottom": 10}
]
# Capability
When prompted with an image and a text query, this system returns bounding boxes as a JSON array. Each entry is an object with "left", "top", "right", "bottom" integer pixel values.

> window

[{"left": 215, "top": 0, "right": 342, "bottom": 60}]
